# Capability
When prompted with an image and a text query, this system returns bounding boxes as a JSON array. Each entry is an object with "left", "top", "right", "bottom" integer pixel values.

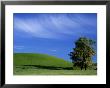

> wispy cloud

[
  {"left": 14, "top": 45, "right": 24, "bottom": 50},
  {"left": 50, "top": 49, "right": 57, "bottom": 52},
  {"left": 14, "top": 13, "right": 97, "bottom": 39}
]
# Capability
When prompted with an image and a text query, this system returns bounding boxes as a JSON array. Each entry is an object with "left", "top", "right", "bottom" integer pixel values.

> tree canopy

[{"left": 69, "top": 37, "right": 96, "bottom": 70}]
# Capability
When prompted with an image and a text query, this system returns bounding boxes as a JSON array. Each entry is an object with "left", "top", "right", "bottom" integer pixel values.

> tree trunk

[
  {"left": 81, "top": 61, "right": 84, "bottom": 70},
  {"left": 73, "top": 64, "right": 74, "bottom": 70},
  {"left": 84, "top": 63, "right": 87, "bottom": 70},
  {"left": 72, "top": 62, "right": 74, "bottom": 70}
]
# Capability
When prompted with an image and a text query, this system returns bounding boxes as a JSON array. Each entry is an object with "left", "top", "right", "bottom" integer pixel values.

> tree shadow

[{"left": 20, "top": 65, "right": 73, "bottom": 70}]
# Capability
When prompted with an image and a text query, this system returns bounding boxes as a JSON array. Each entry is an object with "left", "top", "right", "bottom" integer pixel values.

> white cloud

[
  {"left": 14, "top": 45, "right": 24, "bottom": 50},
  {"left": 51, "top": 49, "right": 57, "bottom": 52},
  {"left": 14, "top": 14, "right": 97, "bottom": 39},
  {"left": 14, "top": 17, "right": 59, "bottom": 39}
]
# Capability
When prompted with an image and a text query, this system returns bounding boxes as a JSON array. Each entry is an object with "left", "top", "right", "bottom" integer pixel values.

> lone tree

[{"left": 69, "top": 37, "right": 96, "bottom": 70}]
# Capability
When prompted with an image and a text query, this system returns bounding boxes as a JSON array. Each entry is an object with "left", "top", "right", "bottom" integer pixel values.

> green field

[{"left": 14, "top": 53, "right": 97, "bottom": 75}]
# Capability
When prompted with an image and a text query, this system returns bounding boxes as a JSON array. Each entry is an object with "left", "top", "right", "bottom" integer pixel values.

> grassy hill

[
  {"left": 14, "top": 53, "right": 72, "bottom": 67},
  {"left": 13, "top": 53, "right": 97, "bottom": 75}
]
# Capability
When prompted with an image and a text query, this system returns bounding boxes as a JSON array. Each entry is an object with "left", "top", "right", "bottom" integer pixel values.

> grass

[
  {"left": 14, "top": 53, "right": 97, "bottom": 75},
  {"left": 14, "top": 66, "right": 97, "bottom": 75}
]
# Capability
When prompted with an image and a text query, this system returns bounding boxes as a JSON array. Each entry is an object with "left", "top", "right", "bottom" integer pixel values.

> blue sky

[{"left": 14, "top": 13, "right": 97, "bottom": 62}]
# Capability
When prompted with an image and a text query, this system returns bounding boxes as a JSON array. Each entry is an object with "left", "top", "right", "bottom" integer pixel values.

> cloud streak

[
  {"left": 14, "top": 13, "right": 97, "bottom": 39},
  {"left": 14, "top": 45, "right": 24, "bottom": 50}
]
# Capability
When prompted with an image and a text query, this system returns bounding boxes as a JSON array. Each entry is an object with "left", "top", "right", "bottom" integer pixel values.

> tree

[{"left": 69, "top": 37, "right": 96, "bottom": 70}]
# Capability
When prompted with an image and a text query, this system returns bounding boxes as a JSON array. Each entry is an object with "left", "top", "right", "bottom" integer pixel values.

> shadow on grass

[{"left": 17, "top": 65, "right": 73, "bottom": 70}]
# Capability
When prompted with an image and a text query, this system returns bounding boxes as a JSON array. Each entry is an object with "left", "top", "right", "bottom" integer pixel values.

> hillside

[
  {"left": 14, "top": 53, "right": 72, "bottom": 67},
  {"left": 13, "top": 53, "right": 97, "bottom": 75}
]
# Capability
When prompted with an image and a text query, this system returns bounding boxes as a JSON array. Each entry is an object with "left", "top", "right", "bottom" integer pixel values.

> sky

[{"left": 14, "top": 13, "right": 97, "bottom": 62}]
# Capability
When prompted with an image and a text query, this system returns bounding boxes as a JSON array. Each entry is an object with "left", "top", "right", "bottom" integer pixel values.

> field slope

[{"left": 14, "top": 53, "right": 97, "bottom": 75}]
